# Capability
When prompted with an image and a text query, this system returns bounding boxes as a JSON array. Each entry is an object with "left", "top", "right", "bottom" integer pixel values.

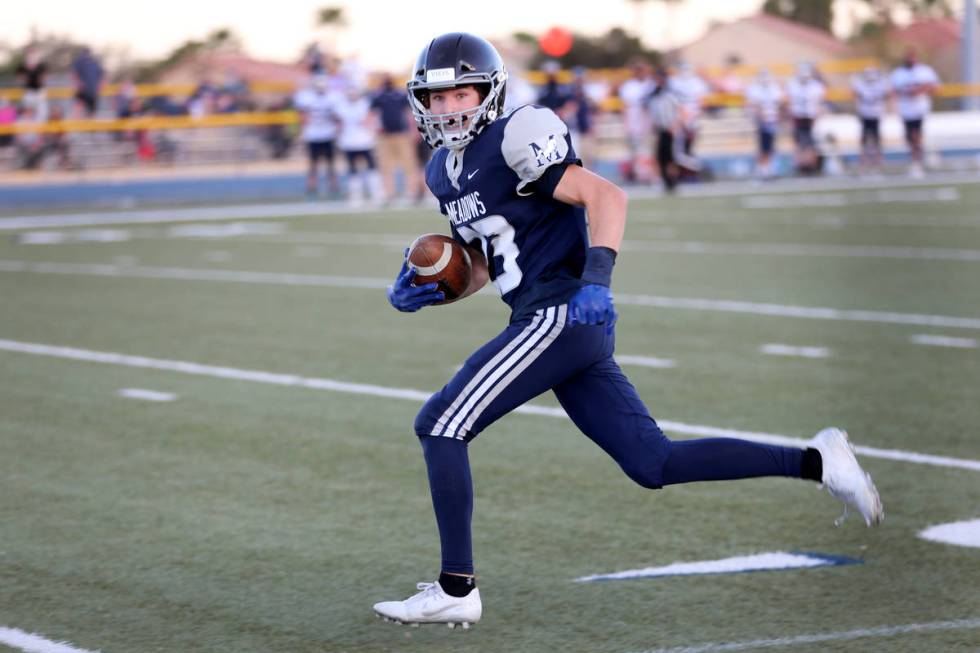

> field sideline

[{"left": 1, "top": 178, "right": 978, "bottom": 652}]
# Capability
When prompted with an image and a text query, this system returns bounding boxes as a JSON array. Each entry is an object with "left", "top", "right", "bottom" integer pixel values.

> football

[{"left": 407, "top": 233, "right": 472, "bottom": 303}]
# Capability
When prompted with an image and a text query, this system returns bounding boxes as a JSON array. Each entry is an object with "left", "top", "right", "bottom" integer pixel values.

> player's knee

[
  {"left": 620, "top": 461, "right": 664, "bottom": 489},
  {"left": 414, "top": 393, "right": 445, "bottom": 437},
  {"left": 617, "top": 422, "right": 673, "bottom": 489}
]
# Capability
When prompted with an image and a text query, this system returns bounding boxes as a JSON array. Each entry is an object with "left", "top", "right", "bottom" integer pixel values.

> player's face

[
  {"left": 429, "top": 85, "right": 482, "bottom": 114},
  {"left": 428, "top": 85, "right": 482, "bottom": 140}
]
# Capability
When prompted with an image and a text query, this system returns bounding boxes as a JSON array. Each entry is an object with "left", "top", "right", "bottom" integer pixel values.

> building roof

[
  {"left": 680, "top": 12, "right": 850, "bottom": 57},
  {"left": 155, "top": 52, "right": 310, "bottom": 85},
  {"left": 888, "top": 18, "right": 961, "bottom": 51}
]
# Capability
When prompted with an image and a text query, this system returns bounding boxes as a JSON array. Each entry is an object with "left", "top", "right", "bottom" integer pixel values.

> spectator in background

[
  {"left": 263, "top": 96, "right": 296, "bottom": 160},
  {"left": 188, "top": 75, "right": 219, "bottom": 117},
  {"left": 370, "top": 74, "right": 421, "bottom": 205},
  {"left": 221, "top": 70, "right": 252, "bottom": 112},
  {"left": 668, "top": 62, "right": 709, "bottom": 157},
  {"left": 16, "top": 46, "right": 49, "bottom": 122},
  {"left": 567, "top": 67, "right": 597, "bottom": 168},
  {"left": 714, "top": 54, "right": 745, "bottom": 97},
  {"left": 294, "top": 73, "right": 341, "bottom": 198},
  {"left": 14, "top": 104, "right": 46, "bottom": 169},
  {"left": 71, "top": 47, "right": 104, "bottom": 117},
  {"left": 618, "top": 59, "right": 655, "bottom": 183},
  {"left": 304, "top": 42, "right": 325, "bottom": 74},
  {"left": 786, "top": 62, "right": 825, "bottom": 175},
  {"left": 114, "top": 77, "right": 140, "bottom": 119},
  {"left": 0, "top": 98, "right": 16, "bottom": 149},
  {"left": 335, "top": 86, "right": 381, "bottom": 206},
  {"left": 890, "top": 49, "right": 939, "bottom": 179},
  {"left": 323, "top": 56, "right": 350, "bottom": 94},
  {"left": 537, "top": 61, "right": 571, "bottom": 115},
  {"left": 413, "top": 131, "right": 433, "bottom": 202},
  {"left": 744, "top": 67, "right": 785, "bottom": 180},
  {"left": 647, "top": 67, "right": 683, "bottom": 193},
  {"left": 851, "top": 66, "right": 889, "bottom": 175},
  {"left": 502, "top": 69, "right": 537, "bottom": 112}
]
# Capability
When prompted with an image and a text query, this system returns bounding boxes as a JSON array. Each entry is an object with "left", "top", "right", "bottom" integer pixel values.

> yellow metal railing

[
  {"left": 0, "top": 81, "right": 297, "bottom": 102},
  {"left": 1, "top": 83, "right": 978, "bottom": 135},
  {"left": 0, "top": 111, "right": 298, "bottom": 135}
]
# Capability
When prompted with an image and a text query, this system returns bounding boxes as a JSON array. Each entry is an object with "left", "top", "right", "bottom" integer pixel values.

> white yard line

[
  {"left": 4, "top": 259, "right": 980, "bottom": 330},
  {"left": 1, "top": 338, "right": 977, "bottom": 473},
  {"left": 575, "top": 552, "right": 856, "bottom": 582},
  {"left": 628, "top": 618, "right": 980, "bottom": 653},
  {"left": 0, "top": 260, "right": 388, "bottom": 289},
  {"left": 27, "top": 224, "right": 980, "bottom": 264},
  {"left": 919, "top": 519, "right": 980, "bottom": 548},
  {"left": 0, "top": 201, "right": 407, "bottom": 231},
  {"left": 741, "top": 187, "right": 961, "bottom": 209},
  {"left": 910, "top": 334, "right": 978, "bottom": 349},
  {"left": 620, "top": 240, "right": 980, "bottom": 262},
  {"left": 237, "top": 233, "right": 980, "bottom": 263},
  {"left": 629, "top": 212, "right": 980, "bottom": 228},
  {"left": 614, "top": 293, "right": 980, "bottom": 330},
  {"left": 759, "top": 344, "right": 830, "bottom": 359},
  {"left": 117, "top": 388, "right": 177, "bottom": 402},
  {"left": 616, "top": 355, "right": 677, "bottom": 369},
  {"left": 0, "top": 627, "right": 100, "bottom": 653}
]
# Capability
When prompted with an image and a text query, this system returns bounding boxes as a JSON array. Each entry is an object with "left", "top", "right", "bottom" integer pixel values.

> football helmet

[{"left": 407, "top": 32, "right": 508, "bottom": 150}]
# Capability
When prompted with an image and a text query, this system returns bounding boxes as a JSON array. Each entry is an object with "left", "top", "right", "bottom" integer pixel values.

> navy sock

[
  {"left": 661, "top": 438, "right": 805, "bottom": 485},
  {"left": 439, "top": 572, "right": 476, "bottom": 597},
  {"left": 800, "top": 447, "right": 823, "bottom": 482},
  {"left": 419, "top": 435, "right": 474, "bottom": 575}
]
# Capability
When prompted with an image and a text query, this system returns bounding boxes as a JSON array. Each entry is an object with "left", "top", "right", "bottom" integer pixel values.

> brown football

[{"left": 408, "top": 233, "right": 472, "bottom": 303}]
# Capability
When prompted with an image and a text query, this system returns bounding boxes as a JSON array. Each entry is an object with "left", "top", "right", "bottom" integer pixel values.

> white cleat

[
  {"left": 373, "top": 581, "right": 481, "bottom": 628},
  {"left": 811, "top": 428, "right": 884, "bottom": 527}
]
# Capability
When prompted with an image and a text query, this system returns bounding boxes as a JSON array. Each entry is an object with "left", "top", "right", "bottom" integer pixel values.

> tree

[
  {"left": 131, "top": 28, "right": 241, "bottom": 82},
  {"left": 521, "top": 27, "right": 661, "bottom": 70},
  {"left": 852, "top": 0, "right": 954, "bottom": 38},
  {"left": 762, "top": 0, "right": 834, "bottom": 33},
  {"left": 316, "top": 6, "right": 346, "bottom": 27},
  {"left": 0, "top": 32, "right": 88, "bottom": 80}
]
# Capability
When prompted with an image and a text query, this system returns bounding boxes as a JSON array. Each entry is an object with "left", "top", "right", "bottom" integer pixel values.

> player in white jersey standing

[
  {"left": 890, "top": 49, "right": 939, "bottom": 178},
  {"left": 851, "top": 66, "right": 889, "bottom": 175},
  {"left": 294, "top": 74, "right": 340, "bottom": 198},
  {"left": 744, "top": 68, "right": 785, "bottom": 180},
  {"left": 618, "top": 60, "right": 655, "bottom": 182},
  {"left": 667, "top": 62, "right": 709, "bottom": 159},
  {"left": 334, "top": 87, "right": 382, "bottom": 206},
  {"left": 786, "top": 63, "right": 825, "bottom": 175}
]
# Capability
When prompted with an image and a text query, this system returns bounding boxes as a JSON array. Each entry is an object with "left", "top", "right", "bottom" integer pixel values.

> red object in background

[{"left": 539, "top": 27, "right": 573, "bottom": 58}]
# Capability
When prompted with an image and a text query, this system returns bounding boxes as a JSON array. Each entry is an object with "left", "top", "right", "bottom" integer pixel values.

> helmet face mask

[{"left": 407, "top": 33, "right": 508, "bottom": 150}]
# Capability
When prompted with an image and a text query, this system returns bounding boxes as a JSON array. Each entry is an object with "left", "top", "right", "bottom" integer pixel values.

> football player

[
  {"left": 890, "top": 49, "right": 940, "bottom": 179},
  {"left": 377, "top": 33, "right": 883, "bottom": 629}
]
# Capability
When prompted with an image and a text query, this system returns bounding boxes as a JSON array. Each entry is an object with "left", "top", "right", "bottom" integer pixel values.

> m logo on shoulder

[{"left": 529, "top": 135, "right": 561, "bottom": 167}]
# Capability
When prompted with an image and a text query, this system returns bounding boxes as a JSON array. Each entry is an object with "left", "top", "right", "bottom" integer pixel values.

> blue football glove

[
  {"left": 386, "top": 254, "right": 445, "bottom": 313},
  {"left": 568, "top": 283, "right": 618, "bottom": 334}
]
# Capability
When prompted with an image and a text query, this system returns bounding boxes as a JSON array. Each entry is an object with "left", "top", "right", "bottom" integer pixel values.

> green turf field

[{"left": 1, "top": 181, "right": 979, "bottom": 652}]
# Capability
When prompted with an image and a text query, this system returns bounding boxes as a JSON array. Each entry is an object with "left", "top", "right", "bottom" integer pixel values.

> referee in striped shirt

[{"left": 647, "top": 67, "right": 683, "bottom": 192}]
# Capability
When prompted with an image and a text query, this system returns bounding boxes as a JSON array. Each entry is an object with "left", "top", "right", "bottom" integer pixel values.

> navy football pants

[{"left": 414, "top": 305, "right": 805, "bottom": 575}]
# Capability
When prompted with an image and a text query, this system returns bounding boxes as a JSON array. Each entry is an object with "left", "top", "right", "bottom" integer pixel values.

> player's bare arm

[
  {"left": 455, "top": 244, "right": 489, "bottom": 300},
  {"left": 552, "top": 165, "right": 627, "bottom": 252}
]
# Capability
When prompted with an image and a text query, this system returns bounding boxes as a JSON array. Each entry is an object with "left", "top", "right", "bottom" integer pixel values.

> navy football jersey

[{"left": 425, "top": 105, "right": 588, "bottom": 321}]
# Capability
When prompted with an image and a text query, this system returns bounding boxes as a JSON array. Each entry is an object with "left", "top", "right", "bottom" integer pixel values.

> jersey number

[{"left": 457, "top": 215, "right": 523, "bottom": 294}]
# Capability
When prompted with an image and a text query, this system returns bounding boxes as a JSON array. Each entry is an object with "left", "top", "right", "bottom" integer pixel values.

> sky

[
  {"left": 3, "top": 0, "right": 791, "bottom": 71},
  {"left": 3, "top": 0, "right": 941, "bottom": 72}
]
